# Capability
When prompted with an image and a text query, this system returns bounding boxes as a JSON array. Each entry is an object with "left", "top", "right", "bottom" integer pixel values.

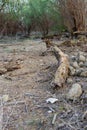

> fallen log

[
  {"left": 43, "top": 39, "right": 70, "bottom": 87},
  {"left": 73, "top": 31, "right": 87, "bottom": 35},
  {"left": 52, "top": 46, "right": 69, "bottom": 87},
  {"left": 43, "top": 39, "right": 76, "bottom": 49}
]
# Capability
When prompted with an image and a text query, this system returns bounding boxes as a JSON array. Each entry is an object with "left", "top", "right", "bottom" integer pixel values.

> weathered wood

[
  {"left": 73, "top": 31, "right": 87, "bottom": 35},
  {"left": 43, "top": 39, "right": 74, "bottom": 49},
  {"left": 52, "top": 46, "right": 69, "bottom": 87},
  {"left": 43, "top": 39, "right": 70, "bottom": 87}
]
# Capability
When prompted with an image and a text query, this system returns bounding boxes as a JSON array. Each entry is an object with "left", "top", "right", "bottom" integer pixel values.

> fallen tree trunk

[
  {"left": 52, "top": 46, "right": 69, "bottom": 87},
  {"left": 73, "top": 31, "right": 87, "bottom": 35},
  {"left": 43, "top": 39, "right": 70, "bottom": 87}
]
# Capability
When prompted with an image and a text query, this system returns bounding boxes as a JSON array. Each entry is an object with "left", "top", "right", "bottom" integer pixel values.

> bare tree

[{"left": 59, "top": 0, "right": 86, "bottom": 33}]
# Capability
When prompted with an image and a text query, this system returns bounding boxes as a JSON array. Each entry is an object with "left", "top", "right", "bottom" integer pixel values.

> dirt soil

[{"left": 0, "top": 38, "right": 87, "bottom": 130}]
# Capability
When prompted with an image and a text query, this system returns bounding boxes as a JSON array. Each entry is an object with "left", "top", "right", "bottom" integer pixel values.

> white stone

[
  {"left": 80, "top": 71, "right": 87, "bottom": 77},
  {"left": 2, "top": 95, "right": 9, "bottom": 102},
  {"left": 71, "top": 56, "right": 76, "bottom": 61},
  {"left": 79, "top": 62, "right": 84, "bottom": 67},
  {"left": 69, "top": 66, "right": 75, "bottom": 75},
  {"left": 67, "top": 78, "right": 73, "bottom": 84},
  {"left": 73, "top": 62, "right": 79, "bottom": 68},
  {"left": 0, "top": 68, "right": 7, "bottom": 74},
  {"left": 79, "top": 55, "right": 86, "bottom": 62},
  {"left": 75, "top": 69, "right": 82, "bottom": 76},
  {"left": 67, "top": 83, "right": 82, "bottom": 100}
]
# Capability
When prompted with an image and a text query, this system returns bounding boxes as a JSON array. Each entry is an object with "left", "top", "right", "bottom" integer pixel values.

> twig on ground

[
  {"left": 59, "top": 117, "right": 77, "bottom": 130},
  {"left": 52, "top": 113, "right": 58, "bottom": 125},
  {"left": 4, "top": 101, "right": 25, "bottom": 106}
]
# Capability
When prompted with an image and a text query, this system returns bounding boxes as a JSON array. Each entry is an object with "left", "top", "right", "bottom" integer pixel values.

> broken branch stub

[
  {"left": 52, "top": 46, "right": 69, "bottom": 87},
  {"left": 43, "top": 39, "right": 53, "bottom": 49}
]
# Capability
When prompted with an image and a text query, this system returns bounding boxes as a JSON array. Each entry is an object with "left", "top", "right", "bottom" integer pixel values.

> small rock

[
  {"left": 81, "top": 93, "right": 87, "bottom": 104},
  {"left": 0, "top": 68, "right": 7, "bottom": 75},
  {"left": 84, "top": 62, "right": 87, "bottom": 67},
  {"left": 67, "top": 83, "right": 82, "bottom": 100},
  {"left": 80, "top": 71, "right": 87, "bottom": 77},
  {"left": 71, "top": 56, "right": 77, "bottom": 61},
  {"left": 40, "top": 63, "right": 44, "bottom": 66},
  {"left": 79, "top": 51, "right": 84, "bottom": 55},
  {"left": 82, "top": 111, "right": 87, "bottom": 120},
  {"left": 79, "top": 62, "right": 84, "bottom": 67},
  {"left": 79, "top": 54, "right": 86, "bottom": 62},
  {"left": 75, "top": 69, "right": 83, "bottom": 76},
  {"left": 76, "top": 78, "right": 82, "bottom": 82},
  {"left": 78, "top": 35, "right": 86, "bottom": 41},
  {"left": 71, "top": 39, "right": 77, "bottom": 45},
  {"left": 67, "top": 78, "right": 73, "bottom": 84},
  {"left": 57, "top": 123, "right": 65, "bottom": 129},
  {"left": 2, "top": 95, "right": 9, "bottom": 102},
  {"left": 73, "top": 61, "right": 79, "bottom": 68},
  {"left": 69, "top": 66, "right": 75, "bottom": 76}
]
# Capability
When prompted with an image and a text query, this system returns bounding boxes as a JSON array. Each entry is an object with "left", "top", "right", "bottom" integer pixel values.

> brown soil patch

[{"left": 0, "top": 39, "right": 87, "bottom": 130}]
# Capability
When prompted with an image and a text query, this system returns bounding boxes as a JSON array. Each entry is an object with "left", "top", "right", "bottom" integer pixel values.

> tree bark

[
  {"left": 52, "top": 46, "right": 69, "bottom": 87},
  {"left": 43, "top": 39, "right": 70, "bottom": 87}
]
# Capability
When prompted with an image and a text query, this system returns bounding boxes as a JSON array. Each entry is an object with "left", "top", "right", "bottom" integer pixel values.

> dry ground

[{"left": 0, "top": 38, "right": 87, "bottom": 130}]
